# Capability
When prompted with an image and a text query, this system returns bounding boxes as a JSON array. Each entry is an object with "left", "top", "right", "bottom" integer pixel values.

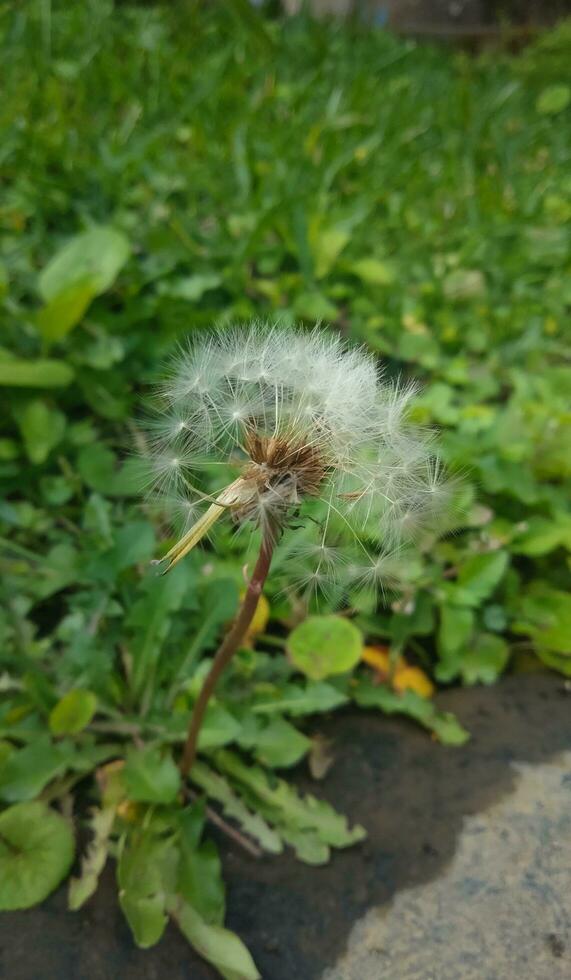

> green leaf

[
  {"left": 122, "top": 745, "right": 181, "bottom": 805},
  {"left": 36, "top": 281, "right": 95, "bottom": 342},
  {"left": 273, "top": 825, "right": 330, "bottom": 866},
  {"left": 68, "top": 805, "right": 115, "bottom": 910},
  {"left": 172, "top": 899, "right": 260, "bottom": 980},
  {"left": 39, "top": 226, "right": 130, "bottom": 301},
  {"left": 214, "top": 749, "right": 366, "bottom": 849},
  {"left": 511, "top": 515, "right": 571, "bottom": 556},
  {"left": 49, "top": 689, "right": 97, "bottom": 736},
  {"left": 251, "top": 717, "right": 311, "bottom": 769},
  {"left": 178, "top": 837, "right": 225, "bottom": 925},
  {"left": 0, "top": 358, "right": 74, "bottom": 388},
  {"left": 0, "top": 739, "right": 68, "bottom": 803},
  {"left": 251, "top": 681, "right": 348, "bottom": 717},
  {"left": 293, "top": 290, "right": 337, "bottom": 321},
  {"left": 351, "top": 257, "right": 397, "bottom": 286},
  {"left": 459, "top": 633, "right": 510, "bottom": 685},
  {"left": 190, "top": 762, "right": 283, "bottom": 855},
  {"left": 160, "top": 274, "right": 222, "bottom": 301},
  {"left": 108, "top": 521, "right": 156, "bottom": 571},
  {"left": 352, "top": 681, "right": 469, "bottom": 745},
  {"left": 536, "top": 84, "right": 570, "bottom": 115},
  {"left": 511, "top": 583, "right": 571, "bottom": 656},
  {"left": 287, "top": 615, "right": 363, "bottom": 681},
  {"left": 0, "top": 802, "right": 75, "bottom": 910},
  {"left": 455, "top": 550, "right": 509, "bottom": 605},
  {"left": 197, "top": 703, "right": 243, "bottom": 750},
  {"left": 17, "top": 399, "right": 66, "bottom": 464},
  {"left": 77, "top": 444, "right": 143, "bottom": 497},
  {"left": 311, "top": 226, "right": 350, "bottom": 279},
  {"left": 118, "top": 830, "right": 177, "bottom": 949}
]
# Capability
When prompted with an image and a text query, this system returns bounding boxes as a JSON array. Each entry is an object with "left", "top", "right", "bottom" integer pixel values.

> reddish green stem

[{"left": 179, "top": 536, "right": 274, "bottom": 779}]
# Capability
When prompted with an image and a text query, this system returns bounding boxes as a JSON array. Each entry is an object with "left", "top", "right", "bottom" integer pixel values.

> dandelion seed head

[{"left": 144, "top": 323, "right": 452, "bottom": 589}]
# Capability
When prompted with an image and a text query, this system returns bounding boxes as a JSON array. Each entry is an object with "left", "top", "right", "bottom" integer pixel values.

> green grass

[{"left": 0, "top": 2, "right": 570, "bottom": 971}]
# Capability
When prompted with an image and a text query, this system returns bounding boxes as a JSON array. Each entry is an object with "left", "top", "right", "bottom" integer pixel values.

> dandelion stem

[{"left": 179, "top": 534, "right": 275, "bottom": 780}]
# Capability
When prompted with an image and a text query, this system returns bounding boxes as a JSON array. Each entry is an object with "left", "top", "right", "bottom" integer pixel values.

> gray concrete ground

[{"left": 324, "top": 752, "right": 571, "bottom": 980}]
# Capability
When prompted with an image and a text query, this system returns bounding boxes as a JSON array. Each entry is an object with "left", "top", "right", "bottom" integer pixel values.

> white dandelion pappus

[{"left": 145, "top": 323, "right": 450, "bottom": 590}]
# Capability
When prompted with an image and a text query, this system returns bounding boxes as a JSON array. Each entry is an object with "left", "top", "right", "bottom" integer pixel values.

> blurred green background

[{"left": 1, "top": 0, "right": 571, "bottom": 733}]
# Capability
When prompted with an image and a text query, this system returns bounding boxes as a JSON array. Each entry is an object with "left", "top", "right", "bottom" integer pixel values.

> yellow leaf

[
  {"left": 392, "top": 666, "right": 435, "bottom": 699},
  {"left": 362, "top": 644, "right": 403, "bottom": 677},
  {"left": 362, "top": 645, "right": 435, "bottom": 698}
]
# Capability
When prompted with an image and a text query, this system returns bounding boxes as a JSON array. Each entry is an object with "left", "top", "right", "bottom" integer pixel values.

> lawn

[{"left": 0, "top": 2, "right": 570, "bottom": 975}]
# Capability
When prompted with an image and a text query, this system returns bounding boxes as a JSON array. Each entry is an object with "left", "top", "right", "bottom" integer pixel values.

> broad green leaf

[
  {"left": 36, "top": 281, "right": 95, "bottom": 342},
  {"left": 17, "top": 399, "right": 66, "bottom": 464},
  {"left": 0, "top": 739, "right": 68, "bottom": 803},
  {"left": 511, "top": 515, "right": 571, "bottom": 556},
  {"left": 108, "top": 521, "right": 156, "bottom": 572},
  {"left": 197, "top": 704, "right": 242, "bottom": 750},
  {"left": 0, "top": 358, "right": 74, "bottom": 388},
  {"left": 0, "top": 802, "right": 75, "bottom": 910},
  {"left": 178, "top": 838, "right": 225, "bottom": 925},
  {"left": 49, "top": 689, "right": 97, "bottom": 736},
  {"left": 158, "top": 703, "right": 242, "bottom": 751},
  {"left": 251, "top": 717, "right": 311, "bottom": 769},
  {"left": 171, "top": 898, "right": 260, "bottom": 980},
  {"left": 352, "top": 680, "right": 469, "bottom": 746},
  {"left": 251, "top": 681, "right": 348, "bottom": 716},
  {"left": 455, "top": 550, "right": 509, "bottom": 606},
  {"left": 190, "top": 762, "right": 283, "bottom": 854},
  {"left": 77, "top": 444, "right": 143, "bottom": 497},
  {"left": 460, "top": 633, "right": 510, "bottom": 685},
  {"left": 117, "top": 830, "right": 177, "bottom": 948},
  {"left": 511, "top": 583, "right": 571, "bottom": 656},
  {"left": 39, "top": 226, "right": 130, "bottom": 301},
  {"left": 536, "top": 84, "right": 570, "bottom": 115},
  {"left": 68, "top": 805, "right": 115, "bottom": 910},
  {"left": 287, "top": 615, "right": 363, "bottom": 681},
  {"left": 122, "top": 746, "right": 181, "bottom": 805},
  {"left": 120, "top": 891, "right": 167, "bottom": 950}
]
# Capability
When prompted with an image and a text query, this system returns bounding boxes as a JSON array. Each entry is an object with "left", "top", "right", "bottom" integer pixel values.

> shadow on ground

[{"left": 2, "top": 674, "right": 570, "bottom": 980}]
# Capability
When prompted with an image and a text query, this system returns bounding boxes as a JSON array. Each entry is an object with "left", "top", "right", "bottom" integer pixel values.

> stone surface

[{"left": 323, "top": 753, "right": 571, "bottom": 980}]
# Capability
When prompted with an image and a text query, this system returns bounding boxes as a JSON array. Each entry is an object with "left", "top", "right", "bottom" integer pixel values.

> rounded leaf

[
  {"left": 287, "top": 615, "right": 363, "bottom": 681},
  {"left": 536, "top": 84, "right": 570, "bottom": 116},
  {"left": 39, "top": 226, "right": 130, "bottom": 301},
  {"left": 49, "top": 689, "right": 98, "bottom": 736},
  {"left": 0, "top": 802, "right": 75, "bottom": 910}
]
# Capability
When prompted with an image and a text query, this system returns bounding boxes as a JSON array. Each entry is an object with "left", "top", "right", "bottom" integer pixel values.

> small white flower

[{"left": 144, "top": 323, "right": 451, "bottom": 593}]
